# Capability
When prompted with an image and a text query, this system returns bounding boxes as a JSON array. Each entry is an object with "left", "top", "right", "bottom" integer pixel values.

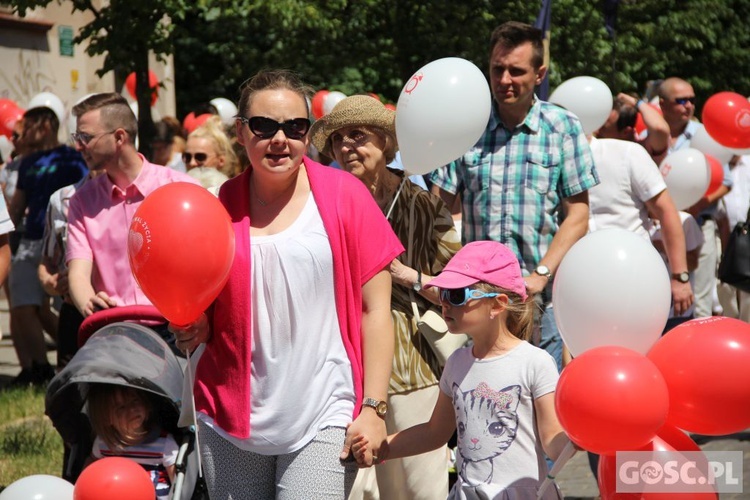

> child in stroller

[
  {"left": 45, "top": 306, "right": 203, "bottom": 500},
  {"left": 86, "top": 383, "right": 178, "bottom": 499}
]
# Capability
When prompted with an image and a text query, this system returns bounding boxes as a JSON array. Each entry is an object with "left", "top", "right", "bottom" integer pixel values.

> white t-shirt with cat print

[{"left": 440, "top": 341, "right": 562, "bottom": 500}]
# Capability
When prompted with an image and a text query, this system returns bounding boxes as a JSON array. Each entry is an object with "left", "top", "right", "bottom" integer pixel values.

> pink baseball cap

[{"left": 425, "top": 241, "right": 528, "bottom": 301}]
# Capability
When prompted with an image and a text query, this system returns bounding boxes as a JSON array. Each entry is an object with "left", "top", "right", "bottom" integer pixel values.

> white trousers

[
  {"left": 717, "top": 282, "right": 750, "bottom": 323},
  {"left": 693, "top": 220, "right": 720, "bottom": 318}
]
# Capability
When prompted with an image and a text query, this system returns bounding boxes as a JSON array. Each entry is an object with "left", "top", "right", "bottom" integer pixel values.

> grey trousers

[{"left": 199, "top": 424, "right": 357, "bottom": 500}]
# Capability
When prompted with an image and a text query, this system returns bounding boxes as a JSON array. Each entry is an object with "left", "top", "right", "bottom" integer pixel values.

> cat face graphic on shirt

[{"left": 453, "top": 382, "right": 521, "bottom": 485}]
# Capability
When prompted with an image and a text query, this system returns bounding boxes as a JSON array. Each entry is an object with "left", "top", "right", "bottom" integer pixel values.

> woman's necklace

[
  {"left": 251, "top": 176, "right": 295, "bottom": 207},
  {"left": 250, "top": 177, "right": 268, "bottom": 206}
]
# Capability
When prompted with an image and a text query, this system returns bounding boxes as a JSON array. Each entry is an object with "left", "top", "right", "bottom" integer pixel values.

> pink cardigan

[{"left": 193, "top": 158, "right": 404, "bottom": 439}]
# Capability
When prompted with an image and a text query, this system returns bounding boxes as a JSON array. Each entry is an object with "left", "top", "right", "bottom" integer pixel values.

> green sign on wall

[{"left": 59, "top": 26, "right": 74, "bottom": 57}]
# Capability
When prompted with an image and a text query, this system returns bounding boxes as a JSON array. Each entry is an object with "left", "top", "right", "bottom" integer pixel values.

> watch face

[
  {"left": 535, "top": 265, "right": 550, "bottom": 277},
  {"left": 376, "top": 401, "right": 388, "bottom": 416}
]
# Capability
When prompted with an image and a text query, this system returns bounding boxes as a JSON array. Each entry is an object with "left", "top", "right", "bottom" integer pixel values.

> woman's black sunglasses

[
  {"left": 236, "top": 116, "right": 311, "bottom": 140},
  {"left": 182, "top": 152, "right": 208, "bottom": 163}
]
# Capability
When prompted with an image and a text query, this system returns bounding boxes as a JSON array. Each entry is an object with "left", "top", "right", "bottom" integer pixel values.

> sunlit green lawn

[{"left": 0, "top": 386, "right": 64, "bottom": 491}]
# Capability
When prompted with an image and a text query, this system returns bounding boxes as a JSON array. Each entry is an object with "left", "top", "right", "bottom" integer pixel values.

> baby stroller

[{"left": 45, "top": 306, "right": 204, "bottom": 499}]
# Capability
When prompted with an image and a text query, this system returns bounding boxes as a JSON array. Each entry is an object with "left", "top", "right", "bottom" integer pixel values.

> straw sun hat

[{"left": 310, "top": 95, "right": 397, "bottom": 161}]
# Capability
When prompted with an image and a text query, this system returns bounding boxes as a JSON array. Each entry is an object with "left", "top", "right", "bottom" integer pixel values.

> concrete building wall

[{"left": 0, "top": 1, "right": 176, "bottom": 141}]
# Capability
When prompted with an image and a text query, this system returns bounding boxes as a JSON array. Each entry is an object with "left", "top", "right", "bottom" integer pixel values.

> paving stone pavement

[
  {"left": 554, "top": 433, "right": 750, "bottom": 499},
  {"left": 1, "top": 294, "right": 748, "bottom": 497}
]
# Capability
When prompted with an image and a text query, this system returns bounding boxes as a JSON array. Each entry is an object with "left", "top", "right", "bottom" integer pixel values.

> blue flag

[
  {"left": 534, "top": 0, "right": 552, "bottom": 100},
  {"left": 603, "top": 0, "right": 620, "bottom": 38}
]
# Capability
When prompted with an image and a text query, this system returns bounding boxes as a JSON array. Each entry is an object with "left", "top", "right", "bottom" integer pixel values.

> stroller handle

[{"left": 78, "top": 305, "right": 166, "bottom": 347}]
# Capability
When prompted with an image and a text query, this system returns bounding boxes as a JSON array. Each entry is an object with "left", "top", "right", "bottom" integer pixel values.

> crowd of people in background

[{"left": 0, "top": 18, "right": 748, "bottom": 500}]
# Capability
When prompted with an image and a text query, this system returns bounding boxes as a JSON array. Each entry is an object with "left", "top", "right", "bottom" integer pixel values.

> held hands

[
  {"left": 169, "top": 313, "right": 210, "bottom": 353},
  {"left": 340, "top": 410, "right": 388, "bottom": 468}
]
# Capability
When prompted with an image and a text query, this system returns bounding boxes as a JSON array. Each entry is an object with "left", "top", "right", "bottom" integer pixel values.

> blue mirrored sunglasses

[
  {"left": 439, "top": 287, "right": 500, "bottom": 307},
  {"left": 673, "top": 97, "right": 695, "bottom": 105}
]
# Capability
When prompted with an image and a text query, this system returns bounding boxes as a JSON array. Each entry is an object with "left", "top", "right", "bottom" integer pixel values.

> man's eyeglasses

[
  {"left": 439, "top": 287, "right": 500, "bottom": 307},
  {"left": 237, "top": 116, "right": 311, "bottom": 140},
  {"left": 182, "top": 152, "right": 208, "bottom": 164},
  {"left": 70, "top": 130, "right": 116, "bottom": 146},
  {"left": 673, "top": 97, "right": 696, "bottom": 106}
]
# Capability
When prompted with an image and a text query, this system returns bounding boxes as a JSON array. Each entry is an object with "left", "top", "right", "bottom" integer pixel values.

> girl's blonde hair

[
  {"left": 188, "top": 115, "right": 240, "bottom": 178},
  {"left": 475, "top": 282, "right": 536, "bottom": 341},
  {"left": 88, "top": 384, "right": 154, "bottom": 450}
]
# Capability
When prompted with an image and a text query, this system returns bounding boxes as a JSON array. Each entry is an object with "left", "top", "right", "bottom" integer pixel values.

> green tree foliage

[{"left": 5, "top": 0, "right": 750, "bottom": 127}]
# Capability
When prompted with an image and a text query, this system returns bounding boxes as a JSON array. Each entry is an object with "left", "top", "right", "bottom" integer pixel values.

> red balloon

[
  {"left": 702, "top": 91, "right": 750, "bottom": 149},
  {"left": 184, "top": 113, "right": 212, "bottom": 134},
  {"left": 74, "top": 456, "right": 155, "bottom": 500},
  {"left": 598, "top": 425, "right": 717, "bottom": 500},
  {"left": 703, "top": 154, "right": 724, "bottom": 197},
  {"left": 555, "top": 346, "right": 669, "bottom": 455},
  {"left": 647, "top": 316, "right": 750, "bottom": 435},
  {"left": 183, "top": 111, "right": 197, "bottom": 133},
  {"left": 384, "top": 103, "right": 397, "bottom": 111},
  {"left": 311, "top": 90, "right": 329, "bottom": 119},
  {"left": 125, "top": 70, "right": 160, "bottom": 106},
  {"left": 0, "top": 98, "right": 23, "bottom": 138},
  {"left": 128, "top": 182, "right": 235, "bottom": 325}
]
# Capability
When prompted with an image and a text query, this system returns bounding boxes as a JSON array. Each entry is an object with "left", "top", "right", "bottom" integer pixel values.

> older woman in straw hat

[{"left": 311, "top": 95, "right": 461, "bottom": 500}]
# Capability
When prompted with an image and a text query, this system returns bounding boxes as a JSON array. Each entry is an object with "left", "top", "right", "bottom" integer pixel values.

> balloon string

[
  {"left": 185, "top": 349, "right": 203, "bottom": 478},
  {"left": 536, "top": 440, "right": 576, "bottom": 499}
]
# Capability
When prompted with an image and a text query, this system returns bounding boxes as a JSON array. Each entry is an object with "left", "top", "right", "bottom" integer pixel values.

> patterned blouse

[{"left": 386, "top": 174, "right": 461, "bottom": 393}]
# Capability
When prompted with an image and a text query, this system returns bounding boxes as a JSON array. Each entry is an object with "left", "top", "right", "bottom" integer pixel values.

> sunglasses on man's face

[
  {"left": 673, "top": 97, "right": 696, "bottom": 106},
  {"left": 70, "top": 130, "right": 116, "bottom": 146},
  {"left": 182, "top": 152, "right": 208, "bottom": 164},
  {"left": 439, "top": 287, "right": 500, "bottom": 307},
  {"left": 237, "top": 116, "right": 311, "bottom": 140}
]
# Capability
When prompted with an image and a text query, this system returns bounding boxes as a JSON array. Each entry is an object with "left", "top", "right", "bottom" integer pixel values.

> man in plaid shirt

[{"left": 430, "top": 21, "right": 599, "bottom": 370}]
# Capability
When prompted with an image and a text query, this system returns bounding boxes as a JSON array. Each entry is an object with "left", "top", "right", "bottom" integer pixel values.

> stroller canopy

[{"left": 46, "top": 322, "right": 185, "bottom": 444}]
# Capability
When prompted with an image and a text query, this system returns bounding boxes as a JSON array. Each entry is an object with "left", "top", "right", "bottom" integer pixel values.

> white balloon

[
  {"left": 395, "top": 57, "right": 491, "bottom": 175},
  {"left": 553, "top": 228, "right": 671, "bottom": 357},
  {"left": 549, "top": 76, "right": 612, "bottom": 135},
  {"left": 28, "top": 92, "right": 65, "bottom": 122},
  {"left": 0, "top": 474, "right": 74, "bottom": 500},
  {"left": 690, "top": 125, "right": 734, "bottom": 164},
  {"left": 322, "top": 91, "right": 346, "bottom": 116},
  {"left": 210, "top": 97, "right": 238, "bottom": 127},
  {"left": 659, "top": 148, "right": 711, "bottom": 210}
]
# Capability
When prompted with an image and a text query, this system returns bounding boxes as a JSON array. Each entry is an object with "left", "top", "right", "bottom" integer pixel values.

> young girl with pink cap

[{"left": 352, "top": 240, "right": 572, "bottom": 499}]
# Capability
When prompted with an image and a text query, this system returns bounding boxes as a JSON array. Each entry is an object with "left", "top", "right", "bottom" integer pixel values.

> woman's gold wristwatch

[{"left": 362, "top": 397, "right": 388, "bottom": 418}]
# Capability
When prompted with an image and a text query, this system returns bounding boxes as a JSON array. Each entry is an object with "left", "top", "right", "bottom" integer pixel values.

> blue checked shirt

[{"left": 431, "top": 98, "right": 599, "bottom": 274}]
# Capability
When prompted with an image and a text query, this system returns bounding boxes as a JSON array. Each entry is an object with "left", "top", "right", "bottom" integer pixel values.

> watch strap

[
  {"left": 413, "top": 270, "right": 422, "bottom": 291},
  {"left": 671, "top": 272, "right": 690, "bottom": 283}
]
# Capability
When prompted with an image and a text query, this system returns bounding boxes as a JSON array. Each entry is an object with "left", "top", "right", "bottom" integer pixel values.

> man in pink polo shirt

[{"left": 66, "top": 93, "right": 200, "bottom": 317}]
